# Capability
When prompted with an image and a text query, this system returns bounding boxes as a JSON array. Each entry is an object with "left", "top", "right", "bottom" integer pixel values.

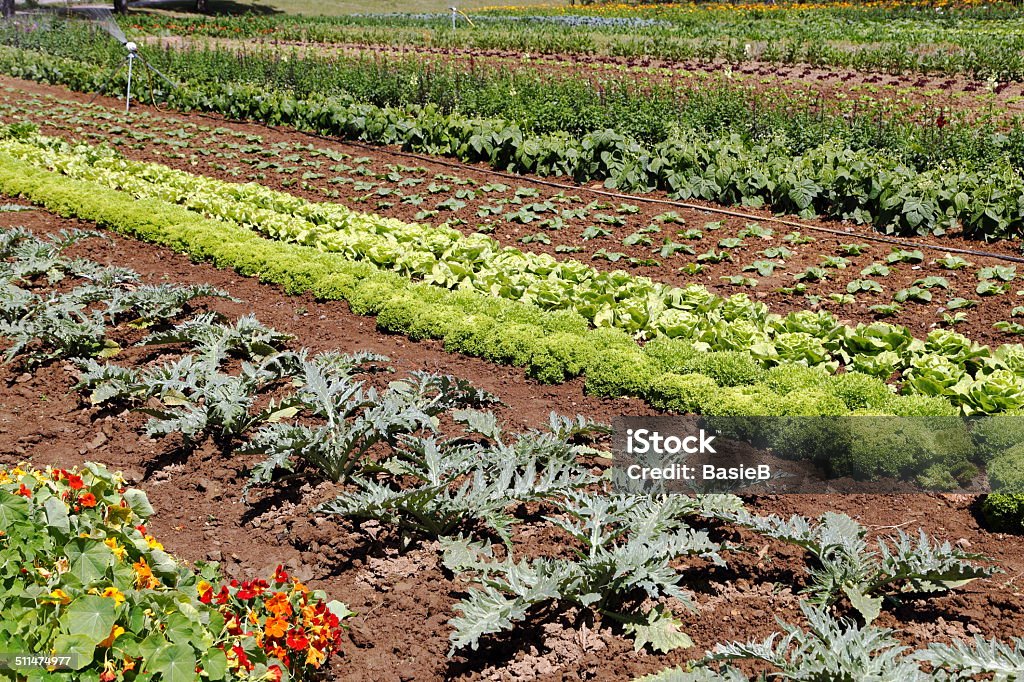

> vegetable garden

[{"left": 1, "top": 2, "right": 1024, "bottom": 680}]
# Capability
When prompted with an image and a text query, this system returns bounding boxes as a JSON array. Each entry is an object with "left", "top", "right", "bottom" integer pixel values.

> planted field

[{"left": 1, "top": 2, "right": 1024, "bottom": 681}]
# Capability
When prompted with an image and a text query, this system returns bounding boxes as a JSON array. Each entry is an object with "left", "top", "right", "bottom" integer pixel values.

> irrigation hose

[{"left": 302, "top": 133, "right": 1024, "bottom": 266}]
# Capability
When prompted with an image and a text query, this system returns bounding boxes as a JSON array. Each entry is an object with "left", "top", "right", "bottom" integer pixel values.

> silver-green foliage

[
  {"left": 317, "top": 431, "right": 596, "bottom": 544},
  {"left": 443, "top": 491, "right": 729, "bottom": 656},
  {"left": 244, "top": 362, "right": 498, "bottom": 486},
  {"left": 702, "top": 602, "right": 929, "bottom": 682},
  {"left": 142, "top": 312, "right": 291, "bottom": 364},
  {"left": 922, "top": 636, "right": 1024, "bottom": 681},
  {"left": 679, "top": 605, "right": 1024, "bottom": 682},
  {"left": 722, "top": 511, "right": 995, "bottom": 623}
]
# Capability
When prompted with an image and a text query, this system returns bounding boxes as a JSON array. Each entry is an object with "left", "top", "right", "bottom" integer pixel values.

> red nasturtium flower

[
  {"left": 197, "top": 580, "right": 214, "bottom": 604},
  {"left": 285, "top": 629, "right": 309, "bottom": 651},
  {"left": 273, "top": 565, "right": 289, "bottom": 584},
  {"left": 231, "top": 645, "right": 253, "bottom": 672},
  {"left": 236, "top": 585, "right": 256, "bottom": 601},
  {"left": 225, "top": 615, "right": 243, "bottom": 636},
  {"left": 267, "top": 665, "right": 283, "bottom": 682},
  {"left": 66, "top": 473, "right": 84, "bottom": 490},
  {"left": 15, "top": 484, "right": 31, "bottom": 498}
]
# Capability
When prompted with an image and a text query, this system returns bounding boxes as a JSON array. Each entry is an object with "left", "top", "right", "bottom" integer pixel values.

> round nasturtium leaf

[
  {"left": 62, "top": 595, "right": 118, "bottom": 644},
  {"left": 148, "top": 643, "right": 197, "bottom": 682},
  {"left": 63, "top": 538, "right": 115, "bottom": 585},
  {"left": 0, "top": 490, "right": 30, "bottom": 530}
]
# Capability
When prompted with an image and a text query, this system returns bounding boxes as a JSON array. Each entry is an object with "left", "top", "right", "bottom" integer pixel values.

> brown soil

[
  {"left": 3, "top": 77, "right": 1024, "bottom": 348},
  {"left": 1, "top": 201, "right": 1023, "bottom": 680}
]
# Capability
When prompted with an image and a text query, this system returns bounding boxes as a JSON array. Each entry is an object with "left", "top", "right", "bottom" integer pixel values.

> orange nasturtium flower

[
  {"left": 98, "top": 624, "right": 126, "bottom": 648},
  {"left": 264, "top": 616, "right": 289, "bottom": 639},
  {"left": 265, "top": 591, "right": 293, "bottom": 619},
  {"left": 47, "top": 589, "right": 71, "bottom": 605},
  {"left": 78, "top": 492, "right": 98, "bottom": 508},
  {"left": 101, "top": 587, "right": 126, "bottom": 606},
  {"left": 305, "top": 645, "right": 326, "bottom": 667},
  {"left": 132, "top": 557, "right": 161, "bottom": 590}
]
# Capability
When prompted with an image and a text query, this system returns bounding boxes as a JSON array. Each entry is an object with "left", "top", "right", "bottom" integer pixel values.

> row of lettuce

[
  {"left": 0, "top": 463, "right": 347, "bottom": 681},
  {"left": 2, "top": 44, "right": 1024, "bottom": 239},
  {"left": 6, "top": 130, "right": 1024, "bottom": 414},
  {"left": 3, "top": 130, "right": 1024, "bottom": 514}
]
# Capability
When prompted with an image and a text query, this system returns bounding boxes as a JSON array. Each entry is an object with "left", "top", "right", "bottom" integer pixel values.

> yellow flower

[
  {"left": 101, "top": 586, "right": 126, "bottom": 606},
  {"left": 47, "top": 589, "right": 71, "bottom": 605},
  {"left": 144, "top": 535, "right": 164, "bottom": 551},
  {"left": 305, "top": 646, "right": 326, "bottom": 667},
  {"left": 104, "top": 537, "right": 127, "bottom": 562}
]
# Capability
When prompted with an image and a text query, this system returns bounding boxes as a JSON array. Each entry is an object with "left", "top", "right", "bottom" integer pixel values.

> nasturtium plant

[{"left": 0, "top": 463, "right": 349, "bottom": 681}]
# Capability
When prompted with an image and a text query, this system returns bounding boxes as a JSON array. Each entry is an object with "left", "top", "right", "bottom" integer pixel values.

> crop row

[
  {"left": 2, "top": 225, "right": 1018, "bottom": 679},
  {"left": 20, "top": 22, "right": 1024, "bottom": 168},
  {"left": 9, "top": 129, "right": 1024, "bottom": 418},
  {"left": 14, "top": 87, "right": 1024, "bottom": 346},
  {"left": 2, "top": 42, "right": 1024, "bottom": 239},
  {"left": 120, "top": 3, "right": 1024, "bottom": 81}
]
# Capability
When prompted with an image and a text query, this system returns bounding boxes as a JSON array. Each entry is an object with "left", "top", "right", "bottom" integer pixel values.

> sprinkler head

[{"left": 124, "top": 41, "right": 138, "bottom": 53}]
